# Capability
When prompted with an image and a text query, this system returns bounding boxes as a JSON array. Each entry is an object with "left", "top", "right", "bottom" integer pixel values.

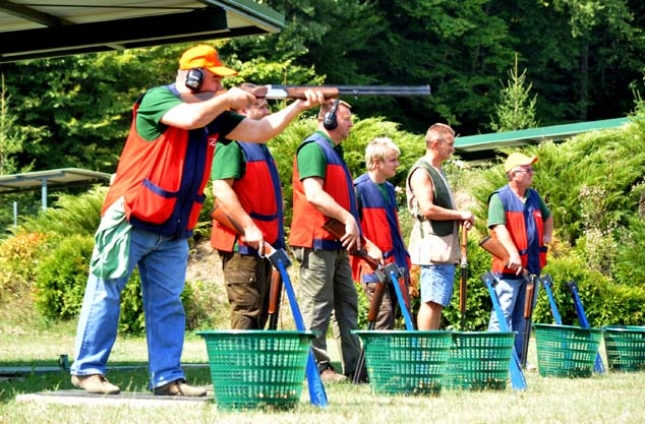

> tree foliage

[{"left": 490, "top": 54, "right": 539, "bottom": 132}]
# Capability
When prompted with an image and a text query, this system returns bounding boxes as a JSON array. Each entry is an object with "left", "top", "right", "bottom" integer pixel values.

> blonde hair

[{"left": 365, "top": 137, "right": 400, "bottom": 171}]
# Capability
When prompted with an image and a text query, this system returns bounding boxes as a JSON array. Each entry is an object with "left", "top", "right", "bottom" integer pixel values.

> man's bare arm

[{"left": 409, "top": 168, "right": 474, "bottom": 225}]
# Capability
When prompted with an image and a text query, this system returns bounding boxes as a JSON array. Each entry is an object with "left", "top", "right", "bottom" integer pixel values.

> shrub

[
  {"left": 33, "top": 234, "right": 95, "bottom": 320},
  {"left": 0, "top": 230, "right": 53, "bottom": 306}
]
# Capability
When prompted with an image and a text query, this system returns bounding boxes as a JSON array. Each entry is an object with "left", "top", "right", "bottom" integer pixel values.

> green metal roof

[
  {"left": 455, "top": 117, "right": 630, "bottom": 158},
  {"left": 0, "top": 0, "right": 285, "bottom": 63},
  {"left": 0, "top": 168, "right": 111, "bottom": 209}
]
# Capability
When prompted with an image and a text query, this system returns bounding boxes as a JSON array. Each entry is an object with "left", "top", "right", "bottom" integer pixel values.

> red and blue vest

[
  {"left": 103, "top": 85, "right": 217, "bottom": 239},
  {"left": 289, "top": 134, "right": 360, "bottom": 249},
  {"left": 490, "top": 185, "right": 547, "bottom": 275},
  {"left": 351, "top": 173, "right": 411, "bottom": 282},
  {"left": 210, "top": 142, "right": 284, "bottom": 253}
]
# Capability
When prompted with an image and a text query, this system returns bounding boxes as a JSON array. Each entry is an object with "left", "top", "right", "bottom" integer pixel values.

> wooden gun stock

[
  {"left": 267, "top": 269, "right": 283, "bottom": 330},
  {"left": 211, "top": 201, "right": 245, "bottom": 238},
  {"left": 478, "top": 236, "right": 510, "bottom": 265},
  {"left": 367, "top": 280, "right": 387, "bottom": 323},
  {"left": 322, "top": 218, "right": 380, "bottom": 270},
  {"left": 459, "top": 226, "right": 468, "bottom": 330},
  {"left": 524, "top": 277, "right": 536, "bottom": 319}
]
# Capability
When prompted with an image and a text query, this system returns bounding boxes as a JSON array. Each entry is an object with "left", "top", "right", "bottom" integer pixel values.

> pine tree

[{"left": 490, "top": 54, "right": 539, "bottom": 132}]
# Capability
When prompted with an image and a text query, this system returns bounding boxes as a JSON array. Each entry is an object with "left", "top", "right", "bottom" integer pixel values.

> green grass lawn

[{"left": 2, "top": 316, "right": 645, "bottom": 423}]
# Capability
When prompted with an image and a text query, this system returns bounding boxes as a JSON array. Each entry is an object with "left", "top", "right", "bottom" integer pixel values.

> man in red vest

[
  {"left": 487, "top": 152, "right": 553, "bottom": 364},
  {"left": 290, "top": 99, "right": 381, "bottom": 383},
  {"left": 351, "top": 137, "right": 411, "bottom": 330},
  {"left": 210, "top": 83, "right": 282, "bottom": 330},
  {"left": 70, "top": 45, "right": 325, "bottom": 396}
]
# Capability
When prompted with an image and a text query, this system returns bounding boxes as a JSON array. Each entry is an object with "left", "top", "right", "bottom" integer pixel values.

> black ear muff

[
  {"left": 323, "top": 99, "right": 340, "bottom": 130},
  {"left": 185, "top": 68, "right": 204, "bottom": 92}
]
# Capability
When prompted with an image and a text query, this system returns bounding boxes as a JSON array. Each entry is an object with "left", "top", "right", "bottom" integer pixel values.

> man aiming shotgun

[{"left": 482, "top": 152, "right": 553, "bottom": 368}]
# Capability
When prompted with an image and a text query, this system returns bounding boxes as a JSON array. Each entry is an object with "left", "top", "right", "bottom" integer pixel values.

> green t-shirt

[
  {"left": 211, "top": 141, "right": 243, "bottom": 180},
  {"left": 135, "top": 85, "right": 244, "bottom": 142},
  {"left": 296, "top": 131, "right": 344, "bottom": 180},
  {"left": 488, "top": 190, "right": 551, "bottom": 228}
]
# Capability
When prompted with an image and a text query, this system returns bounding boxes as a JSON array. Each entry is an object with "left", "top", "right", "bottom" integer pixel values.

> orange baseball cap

[{"left": 179, "top": 45, "right": 237, "bottom": 77}]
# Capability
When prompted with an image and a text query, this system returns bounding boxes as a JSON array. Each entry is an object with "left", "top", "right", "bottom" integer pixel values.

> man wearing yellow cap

[
  {"left": 70, "top": 45, "right": 325, "bottom": 396},
  {"left": 486, "top": 152, "right": 553, "bottom": 366}
]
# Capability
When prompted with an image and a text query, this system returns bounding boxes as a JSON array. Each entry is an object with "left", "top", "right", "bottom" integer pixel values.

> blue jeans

[
  {"left": 488, "top": 275, "right": 537, "bottom": 361},
  {"left": 70, "top": 226, "right": 189, "bottom": 389}
]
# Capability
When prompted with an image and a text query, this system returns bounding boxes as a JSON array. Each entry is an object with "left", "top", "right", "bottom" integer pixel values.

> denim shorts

[{"left": 420, "top": 264, "right": 456, "bottom": 307}]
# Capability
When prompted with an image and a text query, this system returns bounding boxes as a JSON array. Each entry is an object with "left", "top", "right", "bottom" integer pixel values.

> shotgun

[
  {"left": 322, "top": 218, "right": 380, "bottom": 270},
  {"left": 521, "top": 275, "right": 537, "bottom": 369},
  {"left": 210, "top": 202, "right": 329, "bottom": 406},
  {"left": 257, "top": 85, "right": 431, "bottom": 100},
  {"left": 211, "top": 202, "right": 284, "bottom": 330},
  {"left": 478, "top": 236, "right": 510, "bottom": 265},
  {"left": 267, "top": 269, "right": 282, "bottom": 330},
  {"left": 459, "top": 226, "right": 468, "bottom": 330}
]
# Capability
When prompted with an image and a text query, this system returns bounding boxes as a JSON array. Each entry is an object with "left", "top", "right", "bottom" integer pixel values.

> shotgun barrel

[
  {"left": 521, "top": 275, "right": 537, "bottom": 369},
  {"left": 261, "top": 84, "right": 431, "bottom": 100},
  {"left": 459, "top": 226, "right": 468, "bottom": 330}
]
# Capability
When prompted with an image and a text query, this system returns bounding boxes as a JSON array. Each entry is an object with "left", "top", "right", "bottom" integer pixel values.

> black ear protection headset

[
  {"left": 323, "top": 98, "right": 340, "bottom": 130},
  {"left": 185, "top": 68, "right": 204, "bottom": 92}
]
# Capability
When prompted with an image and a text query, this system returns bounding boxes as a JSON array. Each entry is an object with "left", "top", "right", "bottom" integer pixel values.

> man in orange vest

[
  {"left": 351, "top": 137, "right": 411, "bottom": 330},
  {"left": 290, "top": 99, "right": 381, "bottom": 383},
  {"left": 210, "top": 83, "right": 282, "bottom": 330},
  {"left": 487, "top": 152, "right": 553, "bottom": 364},
  {"left": 70, "top": 45, "right": 325, "bottom": 396}
]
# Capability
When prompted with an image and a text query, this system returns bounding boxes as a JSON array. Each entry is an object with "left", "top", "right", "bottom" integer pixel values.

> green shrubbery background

[{"left": 2, "top": 109, "right": 645, "bottom": 334}]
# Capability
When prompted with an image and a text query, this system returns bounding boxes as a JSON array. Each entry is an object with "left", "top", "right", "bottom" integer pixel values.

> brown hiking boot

[
  {"left": 153, "top": 379, "right": 207, "bottom": 397},
  {"left": 319, "top": 365, "right": 348, "bottom": 383},
  {"left": 71, "top": 374, "right": 120, "bottom": 395}
]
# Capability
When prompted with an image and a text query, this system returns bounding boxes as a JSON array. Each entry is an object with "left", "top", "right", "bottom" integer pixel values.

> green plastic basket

[
  {"left": 197, "top": 330, "right": 315, "bottom": 410},
  {"left": 353, "top": 330, "right": 453, "bottom": 395},
  {"left": 533, "top": 323, "right": 602, "bottom": 378},
  {"left": 602, "top": 325, "right": 645, "bottom": 372},
  {"left": 444, "top": 331, "right": 516, "bottom": 391}
]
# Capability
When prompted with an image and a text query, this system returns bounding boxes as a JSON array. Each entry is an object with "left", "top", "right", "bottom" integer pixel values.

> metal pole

[{"left": 41, "top": 178, "right": 47, "bottom": 210}]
